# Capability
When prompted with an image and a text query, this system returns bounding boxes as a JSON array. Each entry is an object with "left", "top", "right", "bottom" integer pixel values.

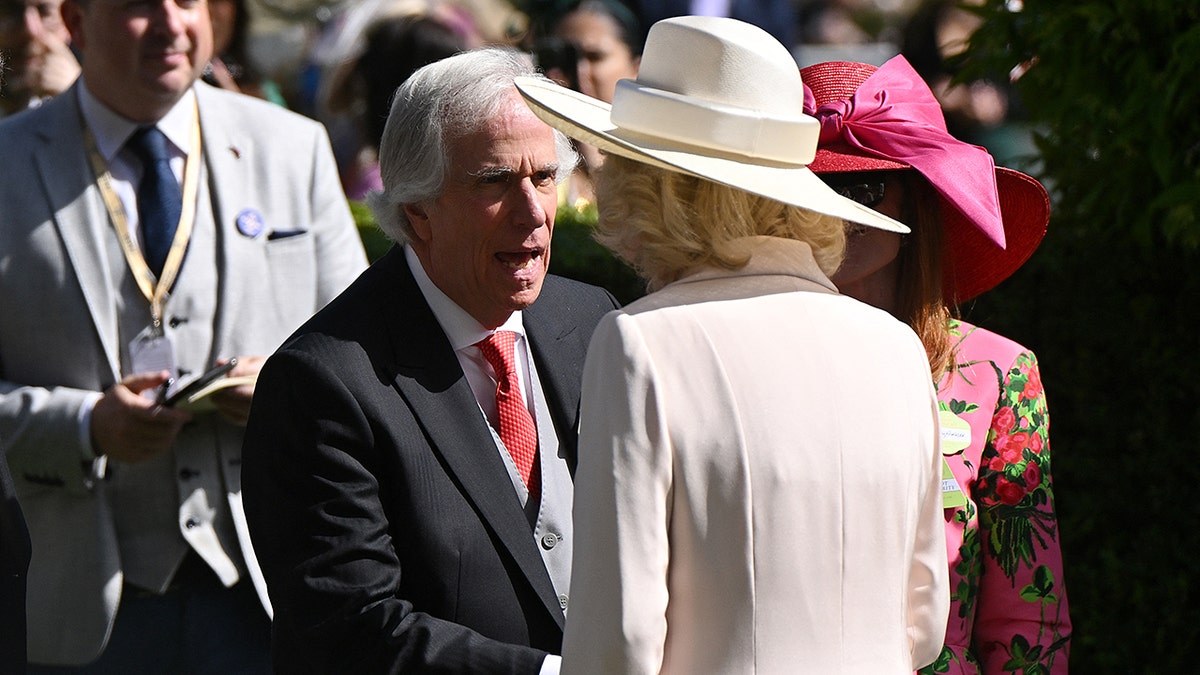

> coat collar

[
  {"left": 672, "top": 235, "right": 839, "bottom": 292},
  {"left": 34, "top": 84, "right": 122, "bottom": 379},
  {"left": 194, "top": 82, "right": 254, "bottom": 356}
]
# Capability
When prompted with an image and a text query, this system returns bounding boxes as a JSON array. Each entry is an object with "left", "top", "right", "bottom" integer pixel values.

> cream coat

[{"left": 563, "top": 236, "right": 948, "bottom": 674}]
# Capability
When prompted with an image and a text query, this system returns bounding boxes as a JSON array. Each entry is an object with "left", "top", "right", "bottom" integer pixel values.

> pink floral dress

[{"left": 920, "top": 320, "right": 1072, "bottom": 674}]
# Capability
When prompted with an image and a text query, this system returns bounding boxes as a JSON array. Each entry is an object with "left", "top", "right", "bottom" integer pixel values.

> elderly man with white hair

[{"left": 241, "top": 47, "right": 619, "bottom": 674}]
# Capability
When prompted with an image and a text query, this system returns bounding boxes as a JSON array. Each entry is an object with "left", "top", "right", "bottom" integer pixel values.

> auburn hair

[{"left": 892, "top": 172, "right": 955, "bottom": 378}]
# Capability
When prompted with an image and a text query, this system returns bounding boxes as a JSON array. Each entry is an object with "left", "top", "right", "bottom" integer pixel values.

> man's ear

[
  {"left": 404, "top": 203, "right": 431, "bottom": 243},
  {"left": 61, "top": 0, "right": 86, "bottom": 49}
]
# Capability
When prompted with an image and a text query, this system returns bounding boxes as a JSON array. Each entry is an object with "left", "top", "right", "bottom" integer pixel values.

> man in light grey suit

[{"left": 0, "top": 0, "right": 368, "bottom": 669}]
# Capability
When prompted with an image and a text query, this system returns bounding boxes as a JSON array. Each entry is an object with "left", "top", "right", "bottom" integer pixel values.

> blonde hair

[{"left": 594, "top": 156, "right": 847, "bottom": 290}]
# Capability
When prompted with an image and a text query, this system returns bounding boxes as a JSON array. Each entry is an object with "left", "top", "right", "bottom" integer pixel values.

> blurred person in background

[
  {"left": 0, "top": 43, "right": 32, "bottom": 675},
  {"left": 804, "top": 55, "right": 1071, "bottom": 674},
  {"left": 900, "top": 0, "right": 1032, "bottom": 165},
  {"left": 529, "top": 0, "right": 642, "bottom": 206},
  {"left": 324, "top": 10, "right": 467, "bottom": 200},
  {"left": 300, "top": 0, "right": 485, "bottom": 157},
  {"left": 202, "top": 0, "right": 286, "bottom": 105},
  {"left": 0, "top": 0, "right": 79, "bottom": 117},
  {"left": 537, "top": 0, "right": 641, "bottom": 106}
]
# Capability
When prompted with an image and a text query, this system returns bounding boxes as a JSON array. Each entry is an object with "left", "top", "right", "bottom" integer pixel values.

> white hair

[{"left": 366, "top": 47, "right": 579, "bottom": 243}]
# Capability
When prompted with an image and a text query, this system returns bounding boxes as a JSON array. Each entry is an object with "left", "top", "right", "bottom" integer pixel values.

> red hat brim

[{"left": 802, "top": 60, "right": 1049, "bottom": 303}]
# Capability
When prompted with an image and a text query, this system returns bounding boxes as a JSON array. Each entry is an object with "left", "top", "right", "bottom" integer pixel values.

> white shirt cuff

[{"left": 540, "top": 654, "right": 562, "bottom": 675}]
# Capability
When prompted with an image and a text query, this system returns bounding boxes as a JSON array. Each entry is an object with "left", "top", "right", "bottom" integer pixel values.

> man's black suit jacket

[{"left": 242, "top": 246, "right": 619, "bottom": 673}]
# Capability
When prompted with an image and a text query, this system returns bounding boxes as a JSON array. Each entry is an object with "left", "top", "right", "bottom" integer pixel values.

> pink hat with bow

[{"left": 801, "top": 55, "right": 1049, "bottom": 304}]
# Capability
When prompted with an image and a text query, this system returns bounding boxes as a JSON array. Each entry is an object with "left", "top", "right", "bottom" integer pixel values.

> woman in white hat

[
  {"left": 518, "top": 16, "right": 949, "bottom": 674},
  {"left": 803, "top": 56, "right": 1072, "bottom": 674}
]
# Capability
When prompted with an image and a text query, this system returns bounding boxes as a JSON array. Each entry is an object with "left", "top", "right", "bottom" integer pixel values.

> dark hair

[
  {"left": 357, "top": 15, "right": 467, "bottom": 149},
  {"left": 899, "top": 0, "right": 954, "bottom": 82},
  {"left": 202, "top": 0, "right": 265, "bottom": 91},
  {"left": 531, "top": 0, "right": 645, "bottom": 57}
]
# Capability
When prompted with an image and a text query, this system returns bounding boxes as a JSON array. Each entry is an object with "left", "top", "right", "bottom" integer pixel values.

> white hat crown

[
  {"left": 515, "top": 16, "right": 909, "bottom": 233},
  {"left": 610, "top": 16, "right": 817, "bottom": 165}
]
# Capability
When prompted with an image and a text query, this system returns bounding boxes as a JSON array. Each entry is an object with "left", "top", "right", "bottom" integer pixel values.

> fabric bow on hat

[{"left": 802, "top": 56, "right": 1007, "bottom": 248}]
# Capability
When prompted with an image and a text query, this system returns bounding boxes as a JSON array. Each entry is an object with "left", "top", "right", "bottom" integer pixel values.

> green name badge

[
  {"left": 938, "top": 409, "right": 972, "bottom": 455},
  {"left": 941, "top": 457, "right": 968, "bottom": 509}
]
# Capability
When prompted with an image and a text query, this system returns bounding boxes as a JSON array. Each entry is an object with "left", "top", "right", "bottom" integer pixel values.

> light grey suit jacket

[{"left": 0, "top": 81, "right": 367, "bottom": 665}]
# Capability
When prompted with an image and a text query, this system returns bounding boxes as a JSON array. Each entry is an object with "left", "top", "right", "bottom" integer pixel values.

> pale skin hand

[
  {"left": 90, "top": 370, "right": 193, "bottom": 462},
  {"left": 29, "top": 27, "right": 80, "bottom": 98},
  {"left": 209, "top": 355, "right": 264, "bottom": 427}
]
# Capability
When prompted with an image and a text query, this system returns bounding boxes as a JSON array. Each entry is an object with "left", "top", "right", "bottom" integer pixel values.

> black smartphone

[{"left": 163, "top": 358, "right": 237, "bottom": 407}]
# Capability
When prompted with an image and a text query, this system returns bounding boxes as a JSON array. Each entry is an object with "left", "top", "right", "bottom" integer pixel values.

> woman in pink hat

[{"left": 803, "top": 56, "right": 1072, "bottom": 674}]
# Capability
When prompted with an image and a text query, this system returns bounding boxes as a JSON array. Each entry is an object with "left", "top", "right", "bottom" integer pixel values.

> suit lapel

[
  {"left": 194, "top": 83, "right": 253, "bottom": 356},
  {"left": 36, "top": 87, "right": 121, "bottom": 380},
  {"left": 525, "top": 279, "right": 588, "bottom": 474},
  {"left": 380, "top": 251, "right": 566, "bottom": 629}
]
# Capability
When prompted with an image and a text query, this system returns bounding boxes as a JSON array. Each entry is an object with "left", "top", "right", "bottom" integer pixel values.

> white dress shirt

[{"left": 77, "top": 81, "right": 195, "bottom": 251}]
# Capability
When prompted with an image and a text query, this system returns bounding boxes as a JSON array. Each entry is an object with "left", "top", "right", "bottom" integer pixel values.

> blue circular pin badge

[{"left": 235, "top": 208, "right": 265, "bottom": 238}]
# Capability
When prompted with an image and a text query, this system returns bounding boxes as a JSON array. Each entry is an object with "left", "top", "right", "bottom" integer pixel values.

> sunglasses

[{"left": 819, "top": 173, "right": 889, "bottom": 208}]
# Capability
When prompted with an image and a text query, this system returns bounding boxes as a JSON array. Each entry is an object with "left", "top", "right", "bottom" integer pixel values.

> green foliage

[
  {"left": 961, "top": 2, "right": 1200, "bottom": 671},
  {"left": 350, "top": 200, "right": 394, "bottom": 263},
  {"left": 964, "top": 1, "right": 1200, "bottom": 249},
  {"left": 548, "top": 201, "right": 646, "bottom": 305}
]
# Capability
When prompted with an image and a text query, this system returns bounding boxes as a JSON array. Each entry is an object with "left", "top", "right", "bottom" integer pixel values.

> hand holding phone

[{"left": 163, "top": 358, "right": 238, "bottom": 408}]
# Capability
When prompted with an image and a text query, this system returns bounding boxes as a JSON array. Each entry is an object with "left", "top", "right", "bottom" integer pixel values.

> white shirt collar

[
  {"left": 77, "top": 81, "right": 197, "bottom": 161},
  {"left": 403, "top": 244, "right": 525, "bottom": 350}
]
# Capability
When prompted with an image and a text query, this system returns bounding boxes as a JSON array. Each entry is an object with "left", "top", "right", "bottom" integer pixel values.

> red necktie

[{"left": 478, "top": 331, "right": 540, "bottom": 499}]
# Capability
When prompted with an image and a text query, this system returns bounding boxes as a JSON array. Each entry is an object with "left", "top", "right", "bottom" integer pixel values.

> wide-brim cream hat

[{"left": 515, "top": 16, "right": 908, "bottom": 233}]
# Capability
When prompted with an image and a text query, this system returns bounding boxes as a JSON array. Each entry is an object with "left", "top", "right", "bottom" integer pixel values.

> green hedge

[
  {"left": 350, "top": 200, "right": 394, "bottom": 263},
  {"left": 963, "top": 2, "right": 1200, "bottom": 671},
  {"left": 545, "top": 201, "right": 646, "bottom": 305}
]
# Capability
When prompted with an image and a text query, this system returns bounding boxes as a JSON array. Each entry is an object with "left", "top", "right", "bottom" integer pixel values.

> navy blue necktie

[{"left": 126, "top": 126, "right": 182, "bottom": 277}]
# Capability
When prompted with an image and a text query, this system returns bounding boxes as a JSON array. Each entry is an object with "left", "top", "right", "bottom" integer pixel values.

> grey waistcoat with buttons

[{"left": 487, "top": 355, "right": 574, "bottom": 614}]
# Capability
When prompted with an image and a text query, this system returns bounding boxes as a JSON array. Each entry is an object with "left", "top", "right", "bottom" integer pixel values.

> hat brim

[
  {"left": 515, "top": 77, "right": 909, "bottom": 234},
  {"left": 943, "top": 167, "right": 1048, "bottom": 303},
  {"left": 810, "top": 142, "right": 1048, "bottom": 303}
]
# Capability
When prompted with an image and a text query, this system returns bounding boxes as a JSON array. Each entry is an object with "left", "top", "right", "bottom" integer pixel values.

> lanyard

[{"left": 83, "top": 101, "right": 202, "bottom": 333}]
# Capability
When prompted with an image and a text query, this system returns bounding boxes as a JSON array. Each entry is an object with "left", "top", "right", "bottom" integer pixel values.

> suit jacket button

[
  {"left": 558, "top": 594, "right": 568, "bottom": 610},
  {"left": 541, "top": 533, "right": 559, "bottom": 550}
]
